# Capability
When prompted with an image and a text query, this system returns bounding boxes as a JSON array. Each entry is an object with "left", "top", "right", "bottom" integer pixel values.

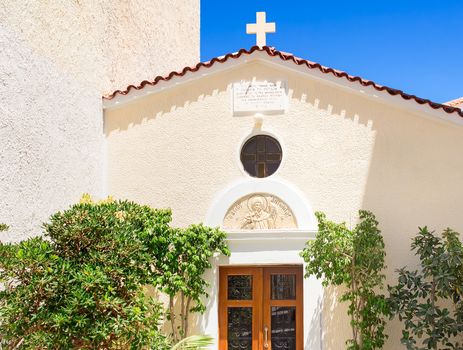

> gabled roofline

[{"left": 103, "top": 46, "right": 463, "bottom": 125}]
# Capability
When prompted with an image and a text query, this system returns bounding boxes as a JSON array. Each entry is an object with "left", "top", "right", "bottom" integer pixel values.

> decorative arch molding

[{"left": 205, "top": 178, "right": 317, "bottom": 231}]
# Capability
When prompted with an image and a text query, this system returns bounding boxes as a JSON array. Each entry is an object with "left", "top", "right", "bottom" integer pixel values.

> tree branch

[{"left": 169, "top": 295, "right": 178, "bottom": 343}]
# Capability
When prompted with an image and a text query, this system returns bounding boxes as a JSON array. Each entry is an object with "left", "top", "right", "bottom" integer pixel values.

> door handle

[{"left": 264, "top": 325, "right": 269, "bottom": 348}]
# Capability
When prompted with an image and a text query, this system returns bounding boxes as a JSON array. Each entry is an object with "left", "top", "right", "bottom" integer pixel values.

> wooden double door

[{"left": 219, "top": 266, "right": 303, "bottom": 350}]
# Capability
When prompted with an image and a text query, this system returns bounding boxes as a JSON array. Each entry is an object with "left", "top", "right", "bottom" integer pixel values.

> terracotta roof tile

[
  {"left": 104, "top": 46, "right": 463, "bottom": 119},
  {"left": 446, "top": 97, "right": 463, "bottom": 107}
]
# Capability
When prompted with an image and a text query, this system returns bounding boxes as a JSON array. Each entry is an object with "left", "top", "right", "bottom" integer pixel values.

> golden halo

[{"left": 247, "top": 194, "right": 268, "bottom": 211}]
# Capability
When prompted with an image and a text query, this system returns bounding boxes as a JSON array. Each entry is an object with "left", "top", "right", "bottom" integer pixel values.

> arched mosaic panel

[{"left": 223, "top": 193, "right": 297, "bottom": 230}]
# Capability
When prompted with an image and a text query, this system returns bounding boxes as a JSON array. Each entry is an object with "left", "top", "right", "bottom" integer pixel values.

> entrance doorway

[{"left": 219, "top": 266, "right": 303, "bottom": 350}]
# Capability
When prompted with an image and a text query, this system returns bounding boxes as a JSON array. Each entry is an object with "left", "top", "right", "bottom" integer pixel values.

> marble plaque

[
  {"left": 223, "top": 193, "right": 297, "bottom": 230},
  {"left": 233, "top": 80, "right": 288, "bottom": 116}
]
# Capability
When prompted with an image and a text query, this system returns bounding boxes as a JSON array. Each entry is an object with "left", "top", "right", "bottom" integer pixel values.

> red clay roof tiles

[
  {"left": 446, "top": 97, "right": 463, "bottom": 107},
  {"left": 104, "top": 46, "right": 463, "bottom": 119}
]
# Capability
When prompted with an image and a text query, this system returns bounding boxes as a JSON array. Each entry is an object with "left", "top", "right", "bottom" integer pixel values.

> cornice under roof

[{"left": 103, "top": 46, "right": 463, "bottom": 120}]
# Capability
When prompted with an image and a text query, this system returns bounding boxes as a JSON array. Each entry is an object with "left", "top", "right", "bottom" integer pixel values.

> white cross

[{"left": 246, "top": 12, "right": 276, "bottom": 47}]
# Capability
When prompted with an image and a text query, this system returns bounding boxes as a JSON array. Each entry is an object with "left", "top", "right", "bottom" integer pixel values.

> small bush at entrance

[{"left": 158, "top": 224, "right": 230, "bottom": 342}]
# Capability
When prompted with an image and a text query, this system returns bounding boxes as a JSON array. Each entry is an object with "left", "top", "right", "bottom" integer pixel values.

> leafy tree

[
  {"left": 301, "top": 210, "right": 389, "bottom": 350},
  {"left": 157, "top": 225, "right": 230, "bottom": 342},
  {"left": 388, "top": 227, "right": 463, "bottom": 350},
  {"left": 0, "top": 199, "right": 173, "bottom": 349}
]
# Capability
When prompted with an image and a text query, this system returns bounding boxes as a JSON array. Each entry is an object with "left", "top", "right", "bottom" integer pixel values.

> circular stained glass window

[{"left": 240, "top": 135, "right": 282, "bottom": 178}]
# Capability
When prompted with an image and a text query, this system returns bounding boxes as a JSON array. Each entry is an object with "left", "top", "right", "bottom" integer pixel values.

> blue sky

[{"left": 201, "top": 0, "right": 462, "bottom": 103}]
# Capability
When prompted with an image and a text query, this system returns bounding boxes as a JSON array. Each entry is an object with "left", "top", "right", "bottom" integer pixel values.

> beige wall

[
  {"left": 0, "top": 1, "right": 199, "bottom": 241},
  {"left": 105, "top": 61, "right": 463, "bottom": 349}
]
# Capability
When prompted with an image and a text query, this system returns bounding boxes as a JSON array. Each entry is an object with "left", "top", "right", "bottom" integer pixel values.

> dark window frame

[{"left": 240, "top": 135, "right": 282, "bottom": 178}]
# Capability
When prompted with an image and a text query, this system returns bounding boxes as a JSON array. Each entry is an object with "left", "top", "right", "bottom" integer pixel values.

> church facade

[{"left": 103, "top": 46, "right": 463, "bottom": 349}]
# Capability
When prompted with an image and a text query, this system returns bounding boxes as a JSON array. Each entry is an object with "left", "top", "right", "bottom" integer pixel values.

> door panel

[
  {"left": 219, "top": 266, "right": 303, "bottom": 350},
  {"left": 270, "top": 306, "right": 297, "bottom": 350},
  {"left": 219, "top": 267, "right": 263, "bottom": 350},
  {"left": 263, "top": 267, "right": 303, "bottom": 350},
  {"left": 227, "top": 307, "right": 253, "bottom": 349}
]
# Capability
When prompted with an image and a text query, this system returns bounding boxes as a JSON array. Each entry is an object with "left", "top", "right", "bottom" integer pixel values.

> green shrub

[
  {"left": 0, "top": 199, "right": 172, "bottom": 349},
  {"left": 301, "top": 211, "right": 389, "bottom": 350},
  {"left": 158, "top": 225, "right": 230, "bottom": 342},
  {"left": 389, "top": 227, "right": 463, "bottom": 350}
]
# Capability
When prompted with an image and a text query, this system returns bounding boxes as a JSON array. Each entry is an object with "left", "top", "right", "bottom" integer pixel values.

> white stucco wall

[
  {"left": 0, "top": 1, "right": 199, "bottom": 241},
  {"left": 104, "top": 60, "right": 463, "bottom": 349}
]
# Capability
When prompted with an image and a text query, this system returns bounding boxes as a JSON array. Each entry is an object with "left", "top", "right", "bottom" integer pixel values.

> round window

[{"left": 240, "top": 135, "right": 282, "bottom": 178}]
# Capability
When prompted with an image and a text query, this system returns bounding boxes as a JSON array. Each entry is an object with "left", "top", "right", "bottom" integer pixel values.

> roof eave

[
  {"left": 103, "top": 47, "right": 463, "bottom": 126},
  {"left": 103, "top": 50, "right": 258, "bottom": 110},
  {"left": 260, "top": 55, "right": 463, "bottom": 126}
]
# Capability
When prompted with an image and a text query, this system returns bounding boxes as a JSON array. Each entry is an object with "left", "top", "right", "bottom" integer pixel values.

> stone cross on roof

[{"left": 246, "top": 12, "right": 276, "bottom": 47}]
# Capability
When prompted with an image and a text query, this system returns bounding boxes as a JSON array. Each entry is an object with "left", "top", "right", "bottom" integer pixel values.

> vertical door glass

[
  {"left": 271, "top": 306, "right": 296, "bottom": 350},
  {"left": 271, "top": 274, "right": 296, "bottom": 300},
  {"left": 228, "top": 307, "right": 253, "bottom": 350},
  {"left": 228, "top": 275, "right": 253, "bottom": 300}
]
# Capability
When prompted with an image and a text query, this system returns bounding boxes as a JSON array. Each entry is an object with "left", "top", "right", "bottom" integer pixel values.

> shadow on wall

[
  {"left": 319, "top": 285, "right": 350, "bottom": 350},
  {"left": 104, "top": 72, "right": 231, "bottom": 135},
  {"left": 353, "top": 86, "right": 463, "bottom": 347},
  {"left": 144, "top": 277, "right": 216, "bottom": 343},
  {"left": 104, "top": 61, "right": 376, "bottom": 136},
  {"left": 154, "top": 284, "right": 214, "bottom": 343},
  {"left": 304, "top": 286, "right": 323, "bottom": 350}
]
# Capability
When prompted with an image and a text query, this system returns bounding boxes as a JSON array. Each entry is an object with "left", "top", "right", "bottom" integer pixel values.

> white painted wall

[
  {"left": 0, "top": 1, "right": 199, "bottom": 241},
  {"left": 105, "top": 60, "right": 463, "bottom": 349}
]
